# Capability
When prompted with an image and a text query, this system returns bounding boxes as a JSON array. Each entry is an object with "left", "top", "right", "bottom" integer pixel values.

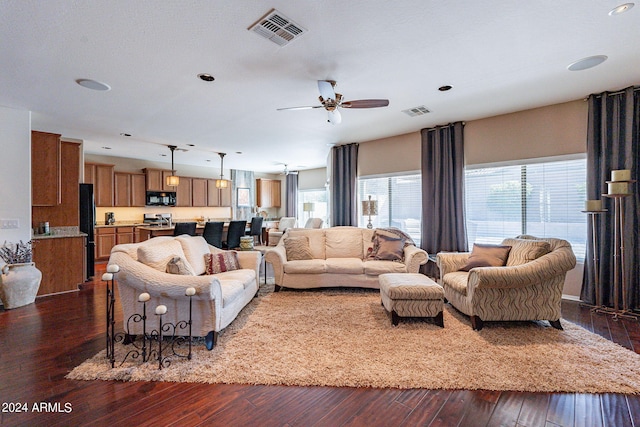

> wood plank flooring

[{"left": 1, "top": 264, "right": 639, "bottom": 426}]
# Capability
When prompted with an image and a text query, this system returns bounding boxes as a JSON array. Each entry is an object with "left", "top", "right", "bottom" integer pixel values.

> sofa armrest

[
  {"left": 236, "top": 250, "right": 261, "bottom": 289},
  {"left": 403, "top": 245, "right": 428, "bottom": 273},
  {"left": 264, "top": 245, "right": 287, "bottom": 285},
  {"left": 437, "top": 252, "right": 470, "bottom": 276}
]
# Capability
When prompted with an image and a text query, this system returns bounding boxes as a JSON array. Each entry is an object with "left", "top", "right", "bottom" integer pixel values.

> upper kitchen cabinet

[
  {"left": 191, "top": 178, "right": 208, "bottom": 207},
  {"left": 114, "top": 172, "right": 146, "bottom": 207},
  {"left": 207, "top": 179, "right": 232, "bottom": 207},
  {"left": 84, "top": 162, "right": 114, "bottom": 207},
  {"left": 175, "top": 176, "right": 192, "bottom": 207},
  {"left": 31, "top": 131, "right": 61, "bottom": 206},
  {"left": 143, "top": 168, "right": 175, "bottom": 192},
  {"left": 256, "top": 178, "right": 281, "bottom": 208}
]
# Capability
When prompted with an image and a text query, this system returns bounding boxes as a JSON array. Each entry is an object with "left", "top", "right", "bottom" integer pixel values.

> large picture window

[
  {"left": 465, "top": 157, "right": 587, "bottom": 260},
  {"left": 358, "top": 174, "right": 422, "bottom": 245},
  {"left": 297, "top": 188, "right": 328, "bottom": 227}
]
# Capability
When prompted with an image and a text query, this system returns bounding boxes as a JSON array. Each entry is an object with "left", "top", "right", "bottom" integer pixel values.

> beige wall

[
  {"left": 298, "top": 167, "right": 327, "bottom": 190},
  {"left": 358, "top": 132, "right": 421, "bottom": 176}
]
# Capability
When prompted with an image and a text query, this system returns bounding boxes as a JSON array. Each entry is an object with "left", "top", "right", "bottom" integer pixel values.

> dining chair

[
  {"left": 202, "top": 221, "right": 224, "bottom": 248},
  {"left": 246, "top": 217, "right": 264, "bottom": 245},
  {"left": 173, "top": 222, "right": 197, "bottom": 236},
  {"left": 224, "top": 220, "right": 247, "bottom": 249}
]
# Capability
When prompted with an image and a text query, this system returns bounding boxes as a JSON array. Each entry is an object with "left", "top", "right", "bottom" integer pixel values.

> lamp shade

[
  {"left": 166, "top": 175, "right": 180, "bottom": 187},
  {"left": 215, "top": 179, "right": 229, "bottom": 189},
  {"left": 303, "top": 202, "right": 315, "bottom": 212},
  {"left": 362, "top": 199, "right": 378, "bottom": 216}
]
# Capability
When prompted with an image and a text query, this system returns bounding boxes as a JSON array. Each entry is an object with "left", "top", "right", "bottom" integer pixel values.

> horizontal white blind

[
  {"left": 465, "top": 158, "right": 587, "bottom": 259},
  {"left": 358, "top": 174, "right": 422, "bottom": 246}
]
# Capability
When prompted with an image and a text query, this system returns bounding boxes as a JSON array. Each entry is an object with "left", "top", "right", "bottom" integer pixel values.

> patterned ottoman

[{"left": 379, "top": 273, "right": 444, "bottom": 327}]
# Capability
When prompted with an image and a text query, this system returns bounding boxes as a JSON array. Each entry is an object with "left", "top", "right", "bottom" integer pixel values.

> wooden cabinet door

[
  {"left": 92, "top": 164, "right": 114, "bottom": 207},
  {"left": 271, "top": 179, "right": 281, "bottom": 207},
  {"left": 31, "top": 131, "right": 61, "bottom": 206},
  {"left": 84, "top": 163, "right": 95, "bottom": 184},
  {"left": 131, "top": 173, "right": 146, "bottom": 206},
  {"left": 116, "top": 226, "right": 135, "bottom": 244},
  {"left": 144, "top": 168, "right": 163, "bottom": 191},
  {"left": 220, "top": 185, "right": 232, "bottom": 207},
  {"left": 96, "top": 228, "right": 116, "bottom": 260},
  {"left": 175, "top": 177, "right": 192, "bottom": 207},
  {"left": 114, "top": 172, "right": 131, "bottom": 207},
  {"left": 207, "top": 179, "right": 220, "bottom": 206},
  {"left": 33, "top": 236, "right": 84, "bottom": 295},
  {"left": 192, "top": 178, "right": 208, "bottom": 207},
  {"left": 163, "top": 170, "right": 176, "bottom": 192}
]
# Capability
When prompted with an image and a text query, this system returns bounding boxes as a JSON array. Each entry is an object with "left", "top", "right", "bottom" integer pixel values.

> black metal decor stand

[
  {"left": 580, "top": 209, "right": 606, "bottom": 313},
  {"left": 103, "top": 266, "right": 197, "bottom": 370}
]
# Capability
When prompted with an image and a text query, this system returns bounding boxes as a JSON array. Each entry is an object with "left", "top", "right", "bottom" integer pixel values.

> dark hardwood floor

[{"left": 1, "top": 264, "right": 639, "bottom": 427}]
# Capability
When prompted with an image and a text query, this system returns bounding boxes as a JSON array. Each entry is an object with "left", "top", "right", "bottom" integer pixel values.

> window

[
  {"left": 297, "top": 189, "right": 328, "bottom": 227},
  {"left": 358, "top": 174, "right": 422, "bottom": 245},
  {"left": 465, "top": 157, "right": 587, "bottom": 260}
]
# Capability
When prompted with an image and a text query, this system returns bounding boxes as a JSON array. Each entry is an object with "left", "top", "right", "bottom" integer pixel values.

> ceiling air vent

[
  {"left": 248, "top": 9, "right": 307, "bottom": 47},
  {"left": 402, "top": 106, "right": 431, "bottom": 117}
]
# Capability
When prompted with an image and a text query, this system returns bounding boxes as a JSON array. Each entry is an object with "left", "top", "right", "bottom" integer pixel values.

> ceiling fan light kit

[
  {"left": 166, "top": 145, "right": 180, "bottom": 187},
  {"left": 278, "top": 80, "right": 389, "bottom": 124}
]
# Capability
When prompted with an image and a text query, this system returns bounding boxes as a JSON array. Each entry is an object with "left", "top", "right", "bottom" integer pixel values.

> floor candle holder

[{"left": 580, "top": 205, "right": 607, "bottom": 311}]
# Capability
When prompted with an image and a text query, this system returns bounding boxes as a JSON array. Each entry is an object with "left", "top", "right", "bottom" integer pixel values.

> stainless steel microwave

[{"left": 146, "top": 191, "right": 176, "bottom": 206}]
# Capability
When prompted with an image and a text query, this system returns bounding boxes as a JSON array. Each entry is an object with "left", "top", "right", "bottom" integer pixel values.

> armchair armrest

[
  {"left": 403, "top": 245, "right": 428, "bottom": 273},
  {"left": 437, "top": 252, "right": 470, "bottom": 276},
  {"left": 264, "top": 245, "right": 287, "bottom": 285}
]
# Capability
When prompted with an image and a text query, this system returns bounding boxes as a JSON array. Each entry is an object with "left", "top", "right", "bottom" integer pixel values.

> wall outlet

[{"left": 0, "top": 219, "right": 19, "bottom": 229}]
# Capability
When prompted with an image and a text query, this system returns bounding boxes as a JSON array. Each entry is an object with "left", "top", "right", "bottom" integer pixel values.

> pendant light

[
  {"left": 166, "top": 145, "right": 180, "bottom": 187},
  {"left": 215, "top": 152, "right": 229, "bottom": 189}
]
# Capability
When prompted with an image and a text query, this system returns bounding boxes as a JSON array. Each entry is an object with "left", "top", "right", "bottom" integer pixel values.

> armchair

[
  {"left": 304, "top": 217, "right": 323, "bottom": 229},
  {"left": 268, "top": 217, "right": 297, "bottom": 246},
  {"left": 437, "top": 235, "right": 576, "bottom": 330}
]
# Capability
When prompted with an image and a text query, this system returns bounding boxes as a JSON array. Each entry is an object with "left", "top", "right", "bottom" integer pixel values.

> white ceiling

[{"left": 1, "top": 1, "right": 639, "bottom": 173}]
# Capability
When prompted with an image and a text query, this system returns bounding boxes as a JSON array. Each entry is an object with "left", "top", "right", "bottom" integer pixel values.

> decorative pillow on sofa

[
  {"left": 138, "top": 240, "right": 192, "bottom": 272},
  {"left": 458, "top": 243, "right": 512, "bottom": 272},
  {"left": 284, "top": 236, "right": 314, "bottom": 261},
  {"left": 502, "top": 238, "right": 551, "bottom": 266},
  {"left": 367, "top": 229, "right": 409, "bottom": 261},
  {"left": 166, "top": 256, "right": 196, "bottom": 275},
  {"left": 371, "top": 233, "right": 405, "bottom": 261},
  {"left": 204, "top": 251, "right": 240, "bottom": 274}
]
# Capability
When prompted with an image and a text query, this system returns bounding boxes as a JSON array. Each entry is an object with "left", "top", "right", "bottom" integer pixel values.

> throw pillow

[
  {"left": 458, "top": 243, "right": 512, "bottom": 272},
  {"left": 502, "top": 238, "right": 551, "bottom": 266},
  {"left": 137, "top": 240, "right": 189, "bottom": 272},
  {"left": 204, "top": 251, "right": 240, "bottom": 274},
  {"left": 373, "top": 233, "right": 406, "bottom": 261},
  {"left": 166, "top": 256, "right": 196, "bottom": 275},
  {"left": 284, "top": 236, "right": 314, "bottom": 261},
  {"left": 368, "top": 228, "right": 411, "bottom": 261}
]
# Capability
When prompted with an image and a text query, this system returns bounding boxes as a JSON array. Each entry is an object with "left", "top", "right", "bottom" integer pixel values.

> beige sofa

[
  {"left": 264, "top": 226, "right": 428, "bottom": 291},
  {"left": 109, "top": 235, "right": 260, "bottom": 349},
  {"left": 437, "top": 235, "right": 576, "bottom": 330}
]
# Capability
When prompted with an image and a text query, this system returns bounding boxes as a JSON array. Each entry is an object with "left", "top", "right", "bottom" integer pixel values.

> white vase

[{"left": 0, "top": 262, "right": 42, "bottom": 309}]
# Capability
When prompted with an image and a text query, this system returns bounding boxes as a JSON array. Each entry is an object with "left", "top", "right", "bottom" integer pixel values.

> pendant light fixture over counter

[
  {"left": 166, "top": 145, "right": 180, "bottom": 187},
  {"left": 215, "top": 152, "right": 229, "bottom": 189}
]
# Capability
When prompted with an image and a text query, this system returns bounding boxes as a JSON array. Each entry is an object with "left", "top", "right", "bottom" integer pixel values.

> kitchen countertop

[{"left": 32, "top": 231, "right": 87, "bottom": 240}]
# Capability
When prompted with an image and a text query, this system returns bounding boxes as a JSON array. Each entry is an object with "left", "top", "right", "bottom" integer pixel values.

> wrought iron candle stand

[
  {"left": 102, "top": 266, "right": 197, "bottom": 370},
  {"left": 580, "top": 204, "right": 607, "bottom": 312}
]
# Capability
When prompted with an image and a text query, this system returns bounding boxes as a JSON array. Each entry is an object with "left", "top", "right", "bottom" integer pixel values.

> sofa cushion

[
  {"left": 215, "top": 269, "right": 256, "bottom": 289},
  {"left": 284, "top": 259, "right": 327, "bottom": 274},
  {"left": 287, "top": 229, "right": 326, "bottom": 259},
  {"left": 443, "top": 271, "right": 469, "bottom": 296},
  {"left": 205, "top": 251, "right": 240, "bottom": 274},
  {"left": 363, "top": 260, "right": 407, "bottom": 276},
  {"left": 502, "top": 238, "right": 551, "bottom": 266},
  {"left": 371, "top": 233, "right": 405, "bottom": 261},
  {"left": 284, "top": 236, "right": 314, "bottom": 260},
  {"left": 176, "top": 236, "right": 211, "bottom": 275},
  {"left": 325, "top": 258, "right": 364, "bottom": 274},
  {"left": 137, "top": 240, "right": 190, "bottom": 272},
  {"left": 325, "top": 228, "right": 364, "bottom": 259},
  {"left": 459, "top": 243, "right": 511, "bottom": 271},
  {"left": 220, "top": 280, "right": 245, "bottom": 307},
  {"left": 166, "top": 256, "right": 196, "bottom": 275}
]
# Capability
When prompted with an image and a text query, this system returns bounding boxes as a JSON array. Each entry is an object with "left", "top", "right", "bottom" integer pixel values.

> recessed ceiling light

[
  {"left": 438, "top": 85, "right": 453, "bottom": 92},
  {"left": 76, "top": 78, "right": 111, "bottom": 91},
  {"left": 160, "top": 154, "right": 167, "bottom": 157},
  {"left": 609, "top": 3, "right": 634, "bottom": 15},
  {"left": 187, "top": 143, "right": 195, "bottom": 147},
  {"left": 120, "top": 133, "right": 131, "bottom": 137},
  {"left": 206, "top": 159, "right": 211, "bottom": 162},
  {"left": 236, "top": 151, "right": 242, "bottom": 154},
  {"left": 198, "top": 73, "right": 215, "bottom": 82},
  {"left": 101, "top": 146, "right": 111, "bottom": 150},
  {"left": 567, "top": 55, "right": 608, "bottom": 71}
]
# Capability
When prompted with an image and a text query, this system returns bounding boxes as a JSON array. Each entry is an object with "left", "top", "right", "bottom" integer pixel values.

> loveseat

[
  {"left": 264, "top": 226, "right": 428, "bottom": 291},
  {"left": 108, "top": 235, "right": 260, "bottom": 349},
  {"left": 437, "top": 235, "right": 576, "bottom": 330}
]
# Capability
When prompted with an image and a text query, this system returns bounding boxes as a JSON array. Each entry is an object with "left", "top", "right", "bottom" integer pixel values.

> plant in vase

[{"left": 0, "top": 240, "right": 42, "bottom": 309}]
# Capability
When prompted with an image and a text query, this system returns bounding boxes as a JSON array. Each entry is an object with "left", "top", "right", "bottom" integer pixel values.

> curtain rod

[{"left": 585, "top": 85, "right": 640, "bottom": 100}]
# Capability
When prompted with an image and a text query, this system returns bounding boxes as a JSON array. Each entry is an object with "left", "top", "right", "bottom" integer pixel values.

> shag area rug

[{"left": 68, "top": 288, "right": 640, "bottom": 393}]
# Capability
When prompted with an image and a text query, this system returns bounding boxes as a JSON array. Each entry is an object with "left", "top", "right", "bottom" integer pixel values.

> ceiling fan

[
  {"left": 278, "top": 164, "right": 299, "bottom": 175},
  {"left": 277, "top": 80, "right": 389, "bottom": 124}
]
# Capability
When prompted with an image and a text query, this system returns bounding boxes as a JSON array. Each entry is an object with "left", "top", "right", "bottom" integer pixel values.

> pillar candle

[
  {"left": 608, "top": 182, "right": 629, "bottom": 195},
  {"left": 138, "top": 292, "right": 150, "bottom": 302},
  {"left": 185, "top": 287, "right": 196, "bottom": 296},
  {"left": 101, "top": 273, "right": 113, "bottom": 281},
  {"left": 611, "top": 169, "right": 631, "bottom": 181},
  {"left": 155, "top": 305, "right": 167, "bottom": 315},
  {"left": 585, "top": 200, "right": 602, "bottom": 211},
  {"left": 107, "top": 264, "right": 120, "bottom": 273}
]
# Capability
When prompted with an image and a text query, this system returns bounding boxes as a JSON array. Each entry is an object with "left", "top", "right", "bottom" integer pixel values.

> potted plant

[{"left": 0, "top": 240, "right": 42, "bottom": 309}]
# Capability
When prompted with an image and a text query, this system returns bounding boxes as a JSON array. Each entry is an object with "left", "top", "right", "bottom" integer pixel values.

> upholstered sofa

[
  {"left": 264, "top": 226, "right": 428, "bottom": 291},
  {"left": 437, "top": 235, "right": 576, "bottom": 330},
  {"left": 108, "top": 235, "right": 260, "bottom": 349}
]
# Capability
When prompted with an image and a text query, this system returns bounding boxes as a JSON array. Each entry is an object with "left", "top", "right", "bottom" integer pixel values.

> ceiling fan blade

[
  {"left": 327, "top": 109, "right": 341, "bottom": 125},
  {"left": 340, "top": 99, "right": 390, "bottom": 108},
  {"left": 317, "top": 80, "right": 336, "bottom": 101},
  {"left": 277, "top": 105, "right": 324, "bottom": 111}
]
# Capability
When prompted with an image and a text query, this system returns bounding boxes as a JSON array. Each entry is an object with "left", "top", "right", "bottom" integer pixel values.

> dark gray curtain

[
  {"left": 330, "top": 143, "right": 358, "bottom": 226},
  {"left": 285, "top": 173, "right": 298, "bottom": 217},
  {"left": 581, "top": 87, "right": 640, "bottom": 310},
  {"left": 421, "top": 122, "right": 468, "bottom": 277},
  {"left": 231, "top": 169, "right": 255, "bottom": 220}
]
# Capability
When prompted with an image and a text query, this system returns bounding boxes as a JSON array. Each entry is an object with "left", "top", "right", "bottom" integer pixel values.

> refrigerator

[{"left": 79, "top": 183, "right": 95, "bottom": 280}]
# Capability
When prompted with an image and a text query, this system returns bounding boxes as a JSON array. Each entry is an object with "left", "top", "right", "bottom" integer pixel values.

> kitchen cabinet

[
  {"left": 192, "top": 178, "right": 208, "bottom": 207},
  {"left": 95, "top": 227, "right": 116, "bottom": 260},
  {"left": 33, "top": 236, "right": 85, "bottom": 295},
  {"left": 175, "top": 177, "right": 192, "bottom": 207},
  {"left": 84, "top": 163, "right": 114, "bottom": 207},
  {"left": 114, "top": 172, "right": 146, "bottom": 207},
  {"left": 207, "top": 179, "right": 232, "bottom": 207},
  {"left": 31, "top": 131, "right": 61, "bottom": 206},
  {"left": 143, "top": 168, "right": 175, "bottom": 192},
  {"left": 256, "top": 178, "right": 281, "bottom": 208},
  {"left": 116, "top": 226, "right": 135, "bottom": 244}
]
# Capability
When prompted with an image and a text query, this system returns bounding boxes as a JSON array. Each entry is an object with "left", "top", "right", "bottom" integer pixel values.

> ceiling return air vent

[
  {"left": 248, "top": 9, "right": 307, "bottom": 47},
  {"left": 402, "top": 106, "right": 431, "bottom": 117}
]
